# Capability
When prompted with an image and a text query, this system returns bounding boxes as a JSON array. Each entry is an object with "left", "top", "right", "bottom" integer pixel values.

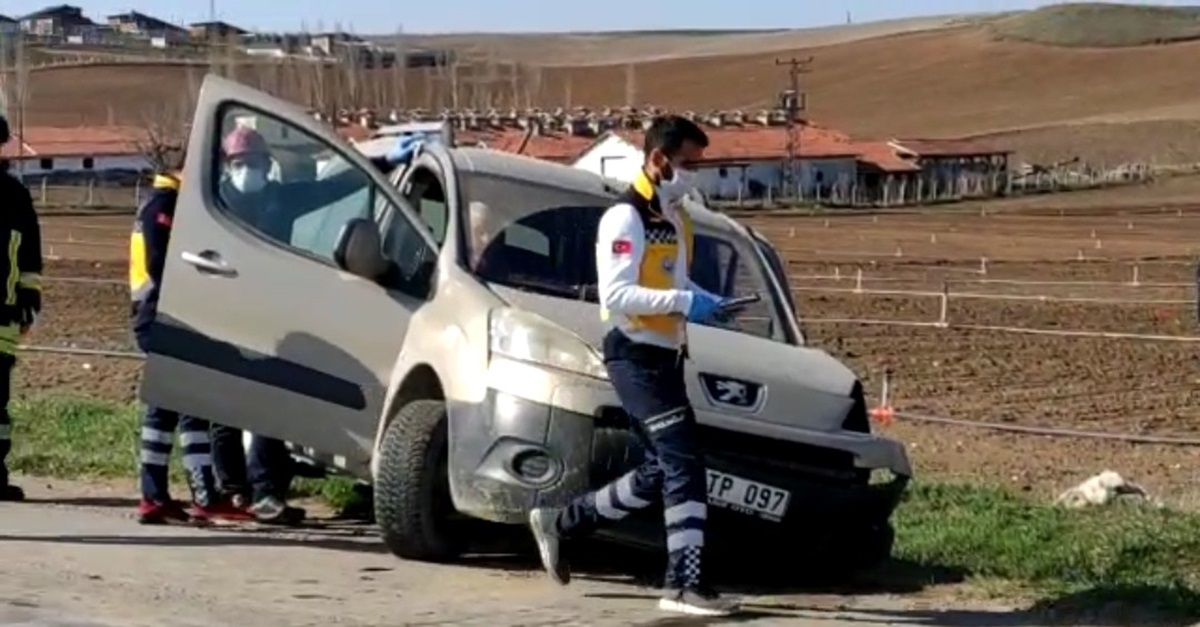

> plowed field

[{"left": 24, "top": 207, "right": 1200, "bottom": 506}]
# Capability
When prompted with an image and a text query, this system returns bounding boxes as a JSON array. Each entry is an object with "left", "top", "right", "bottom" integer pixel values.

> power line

[{"left": 774, "top": 56, "right": 812, "bottom": 199}]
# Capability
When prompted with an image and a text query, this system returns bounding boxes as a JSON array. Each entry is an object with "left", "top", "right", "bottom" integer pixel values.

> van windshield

[{"left": 458, "top": 172, "right": 785, "bottom": 342}]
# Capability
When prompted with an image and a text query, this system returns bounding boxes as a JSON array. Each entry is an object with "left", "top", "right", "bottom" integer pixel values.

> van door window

[{"left": 213, "top": 105, "right": 376, "bottom": 264}]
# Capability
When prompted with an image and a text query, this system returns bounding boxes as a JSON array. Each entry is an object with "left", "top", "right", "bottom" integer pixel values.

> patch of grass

[
  {"left": 8, "top": 396, "right": 357, "bottom": 508},
  {"left": 896, "top": 483, "right": 1200, "bottom": 614},
  {"left": 988, "top": 3, "right": 1200, "bottom": 48}
]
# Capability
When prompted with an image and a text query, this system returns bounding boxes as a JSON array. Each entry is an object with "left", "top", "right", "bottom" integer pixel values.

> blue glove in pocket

[{"left": 686, "top": 292, "right": 722, "bottom": 323}]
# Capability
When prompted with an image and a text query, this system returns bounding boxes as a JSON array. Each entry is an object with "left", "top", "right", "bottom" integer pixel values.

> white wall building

[
  {"left": 572, "top": 131, "right": 860, "bottom": 200},
  {"left": 6, "top": 153, "right": 148, "bottom": 175}
]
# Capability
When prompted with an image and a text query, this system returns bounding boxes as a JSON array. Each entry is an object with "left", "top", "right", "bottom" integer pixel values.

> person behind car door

[
  {"left": 130, "top": 153, "right": 251, "bottom": 524},
  {"left": 208, "top": 129, "right": 424, "bottom": 524},
  {"left": 527, "top": 115, "right": 740, "bottom": 617},
  {"left": 0, "top": 114, "right": 41, "bottom": 502}
]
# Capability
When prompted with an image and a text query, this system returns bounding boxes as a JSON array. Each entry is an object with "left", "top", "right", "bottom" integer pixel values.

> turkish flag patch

[
  {"left": 155, "top": 212, "right": 173, "bottom": 227},
  {"left": 611, "top": 239, "right": 633, "bottom": 255}
]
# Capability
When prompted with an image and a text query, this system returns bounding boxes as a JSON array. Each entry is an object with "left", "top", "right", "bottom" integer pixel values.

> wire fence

[{"left": 26, "top": 266, "right": 1200, "bottom": 444}]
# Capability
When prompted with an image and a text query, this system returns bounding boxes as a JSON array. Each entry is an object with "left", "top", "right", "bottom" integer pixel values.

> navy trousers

[
  {"left": 135, "top": 330, "right": 215, "bottom": 506},
  {"left": 556, "top": 329, "right": 710, "bottom": 590},
  {"left": 140, "top": 407, "right": 216, "bottom": 506},
  {"left": 0, "top": 353, "right": 14, "bottom": 487},
  {"left": 211, "top": 424, "right": 295, "bottom": 502}
]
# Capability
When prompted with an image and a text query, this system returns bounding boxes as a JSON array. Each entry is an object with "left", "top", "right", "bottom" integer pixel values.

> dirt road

[{"left": 0, "top": 482, "right": 1065, "bottom": 627}]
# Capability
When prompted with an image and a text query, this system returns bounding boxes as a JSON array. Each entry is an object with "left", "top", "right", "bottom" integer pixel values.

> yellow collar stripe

[
  {"left": 152, "top": 174, "right": 181, "bottom": 190},
  {"left": 632, "top": 169, "right": 655, "bottom": 202}
]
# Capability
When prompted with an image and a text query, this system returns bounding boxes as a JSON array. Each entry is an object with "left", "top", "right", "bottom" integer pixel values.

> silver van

[{"left": 140, "top": 75, "right": 912, "bottom": 570}]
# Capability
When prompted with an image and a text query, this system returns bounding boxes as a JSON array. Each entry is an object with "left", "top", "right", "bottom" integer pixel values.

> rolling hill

[{"left": 12, "top": 3, "right": 1200, "bottom": 165}]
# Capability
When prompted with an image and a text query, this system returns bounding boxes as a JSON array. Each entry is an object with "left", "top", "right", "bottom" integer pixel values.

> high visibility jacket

[
  {"left": 130, "top": 174, "right": 179, "bottom": 338},
  {"left": 596, "top": 170, "right": 704, "bottom": 350},
  {"left": 0, "top": 169, "right": 42, "bottom": 356}
]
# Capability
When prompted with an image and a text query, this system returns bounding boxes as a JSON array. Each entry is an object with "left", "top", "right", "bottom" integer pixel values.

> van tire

[{"left": 374, "top": 400, "right": 462, "bottom": 562}]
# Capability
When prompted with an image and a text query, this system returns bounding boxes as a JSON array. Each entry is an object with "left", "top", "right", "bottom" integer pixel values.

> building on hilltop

[
  {"left": 0, "top": 15, "right": 19, "bottom": 36},
  {"left": 188, "top": 20, "right": 247, "bottom": 42},
  {"left": 19, "top": 4, "right": 94, "bottom": 37},
  {"left": 107, "top": 11, "right": 188, "bottom": 46}
]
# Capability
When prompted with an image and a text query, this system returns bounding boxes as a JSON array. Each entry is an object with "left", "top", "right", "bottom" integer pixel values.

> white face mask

[
  {"left": 229, "top": 165, "right": 267, "bottom": 194},
  {"left": 657, "top": 167, "right": 698, "bottom": 206}
]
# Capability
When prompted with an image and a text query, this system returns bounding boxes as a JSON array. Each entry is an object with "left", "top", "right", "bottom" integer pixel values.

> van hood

[{"left": 490, "top": 285, "right": 859, "bottom": 433}]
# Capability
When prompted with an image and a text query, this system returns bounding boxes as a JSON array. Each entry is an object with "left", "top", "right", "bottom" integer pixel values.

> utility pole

[{"left": 774, "top": 56, "right": 812, "bottom": 199}]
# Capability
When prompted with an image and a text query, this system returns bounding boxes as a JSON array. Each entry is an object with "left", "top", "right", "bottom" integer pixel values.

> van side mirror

[{"left": 334, "top": 218, "right": 390, "bottom": 280}]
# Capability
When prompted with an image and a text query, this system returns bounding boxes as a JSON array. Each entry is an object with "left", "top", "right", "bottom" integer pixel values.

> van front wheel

[{"left": 374, "top": 400, "right": 463, "bottom": 562}]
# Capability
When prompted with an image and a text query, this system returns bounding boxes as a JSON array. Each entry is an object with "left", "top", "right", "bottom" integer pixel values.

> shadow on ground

[{"left": 28, "top": 496, "right": 140, "bottom": 508}]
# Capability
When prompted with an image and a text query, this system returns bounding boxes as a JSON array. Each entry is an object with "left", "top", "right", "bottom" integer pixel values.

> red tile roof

[
  {"left": 854, "top": 141, "right": 922, "bottom": 173},
  {"left": 892, "top": 138, "right": 1011, "bottom": 157},
  {"left": 0, "top": 126, "right": 143, "bottom": 159},
  {"left": 589, "top": 124, "right": 859, "bottom": 163}
]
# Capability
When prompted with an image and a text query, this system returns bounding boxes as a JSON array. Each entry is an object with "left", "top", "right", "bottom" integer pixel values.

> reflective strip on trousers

[
  {"left": 594, "top": 471, "right": 652, "bottom": 520},
  {"left": 141, "top": 427, "right": 172, "bottom": 444},
  {"left": 140, "top": 450, "right": 169, "bottom": 466},
  {"left": 179, "top": 430, "right": 210, "bottom": 446}
]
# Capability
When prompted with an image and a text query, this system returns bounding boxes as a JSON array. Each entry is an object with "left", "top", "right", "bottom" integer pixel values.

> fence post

[
  {"left": 1131, "top": 264, "right": 1140, "bottom": 287},
  {"left": 938, "top": 281, "right": 949, "bottom": 327},
  {"left": 854, "top": 268, "right": 863, "bottom": 293}
]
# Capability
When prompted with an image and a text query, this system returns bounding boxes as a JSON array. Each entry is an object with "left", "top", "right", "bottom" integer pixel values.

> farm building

[
  {"left": 0, "top": 15, "right": 19, "bottom": 36},
  {"left": 0, "top": 126, "right": 146, "bottom": 178},
  {"left": 188, "top": 20, "right": 246, "bottom": 42},
  {"left": 19, "top": 4, "right": 93, "bottom": 37},
  {"left": 107, "top": 11, "right": 188, "bottom": 46},
  {"left": 890, "top": 139, "right": 1012, "bottom": 201},
  {"left": 572, "top": 121, "right": 863, "bottom": 201}
]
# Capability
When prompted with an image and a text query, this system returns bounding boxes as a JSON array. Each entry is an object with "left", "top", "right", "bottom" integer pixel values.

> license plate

[{"left": 706, "top": 469, "right": 791, "bottom": 522}]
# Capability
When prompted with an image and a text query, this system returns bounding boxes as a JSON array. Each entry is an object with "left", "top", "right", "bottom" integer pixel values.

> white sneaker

[{"left": 658, "top": 588, "right": 741, "bottom": 617}]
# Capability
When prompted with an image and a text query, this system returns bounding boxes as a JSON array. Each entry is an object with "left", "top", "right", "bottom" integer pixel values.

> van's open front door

[{"left": 138, "top": 74, "right": 439, "bottom": 472}]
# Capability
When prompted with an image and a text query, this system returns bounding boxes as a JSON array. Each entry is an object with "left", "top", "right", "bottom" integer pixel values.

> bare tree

[
  {"left": 624, "top": 63, "right": 637, "bottom": 107},
  {"left": 135, "top": 103, "right": 189, "bottom": 173},
  {"left": 524, "top": 64, "right": 543, "bottom": 109},
  {"left": 391, "top": 24, "right": 407, "bottom": 109},
  {"left": 563, "top": 74, "right": 573, "bottom": 109}
]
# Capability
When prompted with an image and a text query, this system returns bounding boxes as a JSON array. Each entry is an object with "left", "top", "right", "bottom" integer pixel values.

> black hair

[
  {"left": 0, "top": 114, "right": 9, "bottom": 146},
  {"left": 642, "top": 115, "right": 709, "bottom": 158}
]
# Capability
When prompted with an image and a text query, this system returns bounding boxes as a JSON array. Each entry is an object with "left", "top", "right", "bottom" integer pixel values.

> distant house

[
  {"left": 107, "top": 11, "right": 188, "bottom": 45},
  {"left": 311, "top": 31, "right": 364, "bottom": 56},
  {"left": 0, "top": 15, "right": 19, "bottom": 36},
  {"left": 19, "top": 4, "right": 94, "bottom": 37},
  {"left": 188, "top": 20, "right": 246, "bottom": 42},
  {"left": 241, "top": 32, "right": 308, "bottom": 57},
  {"left": 0, "top": 126, "right": 148, "bottom": 177},
  {"left": 574, "top": 123, "right": 861, "bottom": 200}
]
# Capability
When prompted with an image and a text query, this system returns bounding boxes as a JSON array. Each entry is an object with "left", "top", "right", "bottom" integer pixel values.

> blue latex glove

[
  {"left": 385, "top": 135, "right": 423, "bottom": 165},
  {"left": 686, "top": 291, "right": 723, "bottom": 323}
]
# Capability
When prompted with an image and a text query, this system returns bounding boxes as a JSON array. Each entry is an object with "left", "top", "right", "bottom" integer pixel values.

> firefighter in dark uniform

[
  {"left": 130, "top": 154, "right": 248, "bottom": 524},
  {"left": 528, "top": 116, "right": 740, "bottom": 617},
  {"left": 0, "top": 114, "right": 41, "bottom": 502}
]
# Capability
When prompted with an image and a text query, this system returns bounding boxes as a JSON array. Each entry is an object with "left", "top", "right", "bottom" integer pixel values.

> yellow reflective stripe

[
  {"left": 18, "top": 272, "right": 41, "bottom": 291},
  {"left": 129, "top": 231, "right": 150, "bottom": 295},
  {"left": 5, "top": 231, "right": 21, "bottom": 307},
  {"left": 632, "top": 170, "right": 655, "bottom": 201}
]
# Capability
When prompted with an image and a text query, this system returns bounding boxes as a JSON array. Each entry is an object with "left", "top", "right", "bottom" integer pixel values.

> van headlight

[{"left": 489, "top": 308, "right": 607, "bottom": 380}]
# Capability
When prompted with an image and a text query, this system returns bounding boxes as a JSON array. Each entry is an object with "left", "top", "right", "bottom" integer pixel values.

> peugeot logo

[{"left": 699, "top": 373, "right": 765, "bottom": 413}]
